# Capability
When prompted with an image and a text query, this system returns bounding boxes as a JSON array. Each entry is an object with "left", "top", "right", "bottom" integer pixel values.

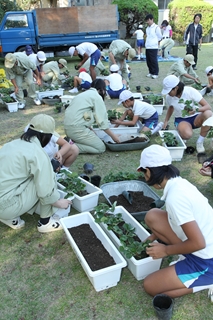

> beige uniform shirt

[
  {"left": 168, "top": 60, "right": 198, "bottom": 82},
  {"left": 5, "top": 52, "right": 36, "bottom": 79},
  {"left": 0, "top": 137, "right": 59, "bottom": 210}
]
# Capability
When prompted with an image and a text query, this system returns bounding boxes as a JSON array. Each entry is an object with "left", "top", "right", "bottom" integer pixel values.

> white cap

[
  {"left": 161, "top": 75, "right": 179, "bottom": 95},
  {"left": 137, "top": 145, "right": 172, "bottom": 170},
  {"left": 138, "top": 24, "right": 143, "bottom": 28},
  {"left": 69, "top": 46, "right": 75, "bottom": 57},
  {"left": 118, "top": 90, "right": 133, "bottom": 105},
  {"left": 37, "top": 51, "right": 46, "bottom": 61},
  {"left": 205, "top": 66, "right": 213, "bottom": 75},
  {"left": 110, "top": 64, "right": 119, "bottom": 72},
  {"left": 202, "top": 116, "right": 213, "bottom": 127}
]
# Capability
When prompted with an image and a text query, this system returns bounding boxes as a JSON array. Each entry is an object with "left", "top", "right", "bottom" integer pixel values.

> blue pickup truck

[{"left": 0, "top": 5, "right": 119, "bottom": 56}]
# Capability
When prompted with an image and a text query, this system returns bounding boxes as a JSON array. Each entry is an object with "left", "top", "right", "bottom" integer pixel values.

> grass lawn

[{"left": 0, "top": 44, "right": 213, "bottom": 319}]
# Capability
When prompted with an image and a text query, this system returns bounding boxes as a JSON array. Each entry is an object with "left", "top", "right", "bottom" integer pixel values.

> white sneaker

[
  {"left": 18, "top": 102, "right": 25, "bottom": 109},
  {"left": 151, "top": 122, "right": 164, "bottom": 135},
  {"left": 208, "top": 286, "right": 213, "bottom": 302},
  {"left": 37, "top": 216, "right": 62, "bottom": 233},
  {"left": 137, "top": 57, "right": 141, "bottom": 60},
  {"left": 196, "top": 142, "right": 205, "bottom": 153},
  {"left": 69, "top": 88, "right": 78, "bottom": 94},
  {"left": 0, "top": 217, "right": 25, "bottom": 230},
  {"left": 152, "top": 75, "right": 158, "bottom": 79},
  {"left": 34, "top": 98, "right": 41, "bottom": 106},
  {"left": 169, "top": 255, "right": 185, "bottom": 266},
  {"left": 146, "top": 74, "right": 152, "bottom": 78}
]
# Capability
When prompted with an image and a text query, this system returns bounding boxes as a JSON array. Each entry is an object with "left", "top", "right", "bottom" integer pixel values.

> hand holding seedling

[
  {"left": 146, "top": 242, "right": 168, "bottom": 259},
  {"left": 199, "top": 162, "right": 212, "bottom": 177}
]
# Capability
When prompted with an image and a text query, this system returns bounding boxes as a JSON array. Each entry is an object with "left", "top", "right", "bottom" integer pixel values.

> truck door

[{"left": 0, "top": 12, "right": 35, "bottom": 54}]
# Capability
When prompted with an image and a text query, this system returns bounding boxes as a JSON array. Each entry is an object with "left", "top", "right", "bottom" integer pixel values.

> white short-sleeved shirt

[
  {"left": 106, "top": 73, "right": 123, "bottom": 90},
  {"left": 76, "top": 42, "right": 98, "bottom": 56},
  {"left": 79, "top": 71, "right": 92, "bottom": 83},
  {"left": 161, "top": 177, "right": 213, "bottom": 259},
  {"left": 134, "top": 29, "right": 144, "bottom": 40},
  {"left": 28, "top": 53, "right": 44, "bottom": 68},
  {"left": 162, "top": 25, "right": 171, "bottom": 38},
  {"left": 132, "top": 100, "right": 156, "bottom": 119},
  {"left": 43, "top": 135, "right": 59, "bottom": 160},
  {"left": 166, "top": 86, "right": 202, "bottom": 118}
]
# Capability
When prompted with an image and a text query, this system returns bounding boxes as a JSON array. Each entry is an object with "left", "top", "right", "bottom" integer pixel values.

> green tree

[
  {"left": 113, "top": 0, "right": 158, "bottom": 38},
  {"left": 168, "top": 0, "right": 213, "bottom": 42},
  {"left": 0, "top": 0, "right": 23, "bottom": 22}
]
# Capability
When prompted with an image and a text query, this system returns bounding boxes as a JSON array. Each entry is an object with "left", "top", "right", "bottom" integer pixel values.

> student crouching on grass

[
  {"left": 161, "top": 75, "right": 212, "bottom": 153},
  {"left": 137, "top": 144, "right": 213, "bottom": 299},
  {"left": 0, "top": 114, "right": 71, "bottom": 233},
  {"left": 69, "top": 68, "right": 92, "bottom": 94},
  {"left": 104, "top": 64, "right": 127, "bottom": 99},
  {"left": 110, "top": 90, "right": 163, "bottom": 134}
]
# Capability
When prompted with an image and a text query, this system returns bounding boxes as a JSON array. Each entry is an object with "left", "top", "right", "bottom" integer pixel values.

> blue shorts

[
  {"left": 175, "top": 253, "right": 213, "bottom": 292},
  {"left": 81, "top": 80, "right": 91, "bottom": 89},
  {"left": 137, "top": 39, "right": 145, "bottom": 48},
  {"left": 90, "top": 49, "right": 101, "bottom": 66},
  {"left": 143, "top": 111, "right": 159, "bottom": 129},
  {"left": 107, "top": 85, "right": 125, "bottom": 99},
  {"left": 174, "top": 114, "right": 199, "bottom": 129}
]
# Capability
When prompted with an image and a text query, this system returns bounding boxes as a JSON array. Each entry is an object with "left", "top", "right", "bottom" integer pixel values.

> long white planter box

[
  {"left": 61, "top": 212, "right": 127, "bottom": 292},
  {"left": 159, "top": 130, "right": 187, "bottom": 161},
  {"left": 99, "top": 206, "right": 162, "bottom": 281},
  {"left": 57, "top": 171, "right": 102, "bottom": 212},
  {"left": 36, "top": 88, "right": 64, "bottom": 100},
  {"left": 35, "top": 189, "right": 72, "bottom": 218},
  {"left": 60, "top": 95, "right": 75, "bottom": 103}
]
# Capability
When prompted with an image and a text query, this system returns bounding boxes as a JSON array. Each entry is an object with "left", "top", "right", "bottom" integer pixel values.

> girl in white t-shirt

[
  {"left": 138, "top": 144, "right": 213, "bottom": 299},
  {"left": 160, "top": 20, "right": 174, "bottom": 59},
  {"left": 161, "top": 75, "right": 213, "bottom": 153},
  {"left": 133, "top": 25, "right": 145, "bottom": 59}
]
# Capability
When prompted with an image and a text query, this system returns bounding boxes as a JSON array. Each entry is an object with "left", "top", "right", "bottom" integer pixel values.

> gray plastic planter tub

[{"left": 100, "top": 180, "right": 162, "bottom": 221}]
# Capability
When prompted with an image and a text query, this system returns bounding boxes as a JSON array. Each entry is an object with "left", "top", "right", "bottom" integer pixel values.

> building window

[{"left": 158, "top": 0, "right": 171, "bottom": 10}]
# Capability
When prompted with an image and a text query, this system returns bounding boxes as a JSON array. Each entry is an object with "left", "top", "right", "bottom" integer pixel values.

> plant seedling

[
  {"left": 162, "top": 132, "right": 178, "bottom": 147},
  {"left": 179, "top": 98, "right": 199, "bottom": 117},
  {"left": 93, "top": 202, "right": 152, "bottom": 259},
  {"left": 1, "top": 95, "right": 15, "bottom": 103},
  {"left": 57, "top": 169, "right": 86, "bottom": 198}
]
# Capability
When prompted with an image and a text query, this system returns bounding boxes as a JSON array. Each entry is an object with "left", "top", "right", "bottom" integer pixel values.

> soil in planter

[
  {"left": 109, "top": 191, "right": 154, "bottom": 213},
  {"left": 69, "top": 224, "right": 115, "bottom": 271}
]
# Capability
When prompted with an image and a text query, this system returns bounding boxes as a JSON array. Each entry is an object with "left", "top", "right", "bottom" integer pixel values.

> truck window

[{"left": 4, "top": 14, "right": 28, "bottom": 29}]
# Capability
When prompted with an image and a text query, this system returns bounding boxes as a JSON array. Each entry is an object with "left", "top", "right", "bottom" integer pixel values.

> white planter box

[
  {"left": 132, "top": 92, "right": 143, "bottom": 100},
  {"left": 159, "top": 130, "right": 187, "bottom": 161},
  {"left": 99, "top": 206, "right": 162, "bottom": 281},
  {"left": 6, "top": 101, "right": 18, "bottom": 112},
  {"left": 36, "top": 88, "right": 64, "bottom": 100},
  {"left": 57, "top": 171, "right": 102, "bottom": 212},
  {"left": 60, "top": 95, "right": 75, "bottom": 103},
  {"left": 142, "top": 94, "right": 165, "bottom": 115},
  {"left": 60, "top": 212, "right": 127, "bottom": 291},
  {"left": 35, "top": 189, "right": 72, "bottom": 218}
]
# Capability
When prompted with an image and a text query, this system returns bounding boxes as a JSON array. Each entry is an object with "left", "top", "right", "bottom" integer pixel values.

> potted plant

[
  {"left": 93, "top": 203, "right": 162, "bottom": 280},
  {"left": 60, "top": 211, "right": 127, "bottom": 291},
  {"left": 36, "top": 85, "right": 64, "bottom": 100},
  {"left": 57, "top": 169, "right": 102, "bottom": 212},
  {"left": 107, "top": 109, "right": 122, "bottom": 121},
  {"left": 54, "top": 102, "right": 64, "bottom": 113},
  {"left": 159, "top": 130, "right": 187, "bottom": 161},
  {"left": 1, "top": 94, "right": 18, "bottom": 112},
  {"left": 142, "top": 93, "right": 165, "bottom": 115}
]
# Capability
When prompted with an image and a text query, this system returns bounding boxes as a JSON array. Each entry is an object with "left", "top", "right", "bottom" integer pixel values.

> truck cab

[{"left": 0, "top": 11, "right": 36, "bottom": 56}]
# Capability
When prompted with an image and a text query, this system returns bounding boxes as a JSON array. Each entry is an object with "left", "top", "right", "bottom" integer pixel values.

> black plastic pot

[
  {"left": 79, "top": 174, "right": 90, "bottom": 181},
  {"left": 83, "top": 163, "right": 94, "bottom": 174},
  {"left": 91, "top": 175, "right": 101, "bottom": 187},
  {"left": 136, "top": 86, "right": 141, "bottom": 92},
  {"left": 153, "top": 294, "right": 174, "bottom": 320}
]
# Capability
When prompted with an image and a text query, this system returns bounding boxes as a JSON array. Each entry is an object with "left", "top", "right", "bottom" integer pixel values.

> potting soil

[{"left": 109, "top": 191, "right": 154, "bottom": 213}]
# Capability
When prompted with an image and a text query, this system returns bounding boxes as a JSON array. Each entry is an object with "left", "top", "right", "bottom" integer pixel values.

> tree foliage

[
  {"left": 0, "top": 0, "right": 23, "bottom": 22},
  {"left": 113, "top": 0, "right": 158, "bottom": 38},
  {"left": 168, "top": 0, "right": 213, "bottom": 42}
]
